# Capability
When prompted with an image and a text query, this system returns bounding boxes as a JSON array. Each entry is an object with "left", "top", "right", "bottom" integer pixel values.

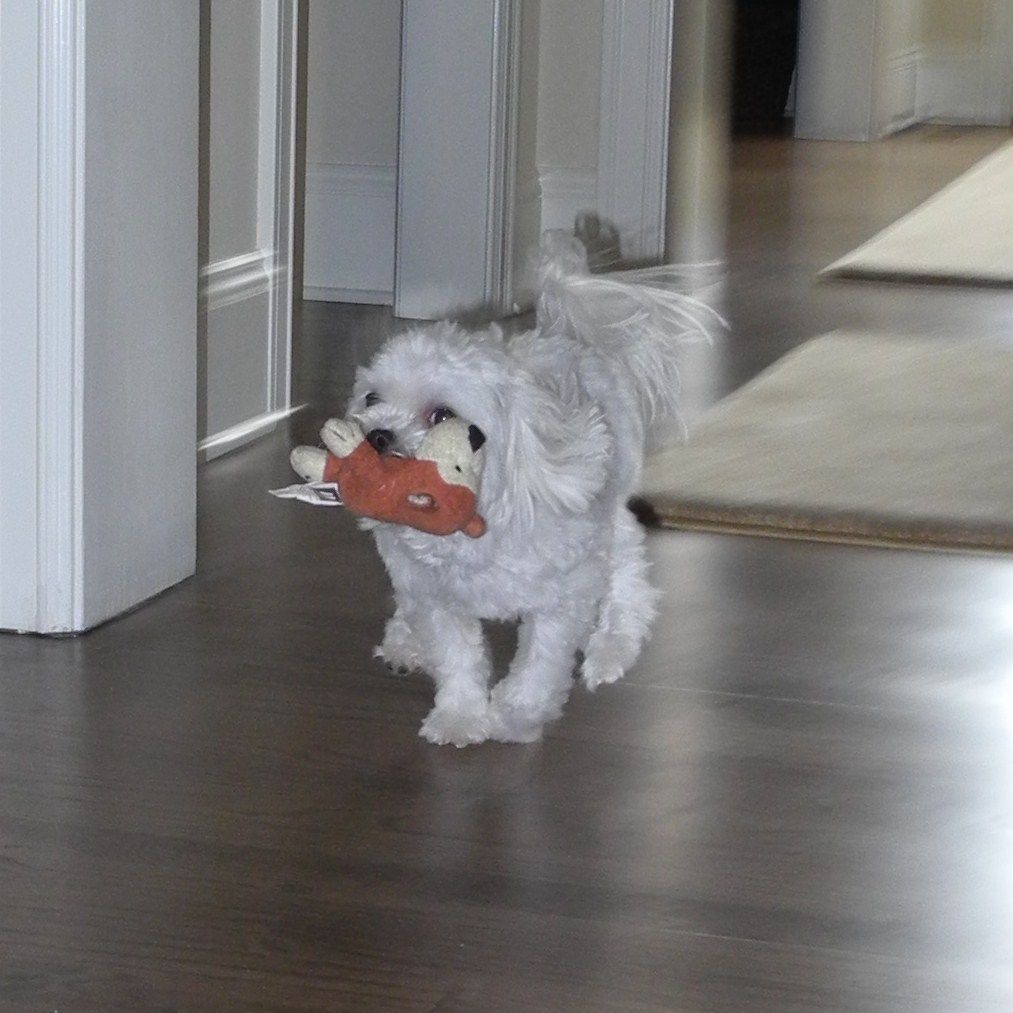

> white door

[
  {"left": 0, "top": 0, "right": 301, "bottom": 634},
  {"left": 1, "top": 1, "right": 201, "bottom": 634},
  {"left": 395, "top": 0, "right": 529, "bottom": 320}
]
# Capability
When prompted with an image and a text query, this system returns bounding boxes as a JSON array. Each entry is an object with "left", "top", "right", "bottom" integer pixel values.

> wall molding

[
  {"left": 201, "top": 248, "right": 275, "bottom": 311},
  {"left": 597, "top": 0, "right": 674, "bottom": 262},
  {"left": 303, "top": 161, "right": 396, "bottom": 304}
]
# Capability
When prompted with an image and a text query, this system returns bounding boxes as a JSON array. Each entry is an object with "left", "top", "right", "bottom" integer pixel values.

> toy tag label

[{"left": 269, "top": 482, "right": 343, "bottom": 507}]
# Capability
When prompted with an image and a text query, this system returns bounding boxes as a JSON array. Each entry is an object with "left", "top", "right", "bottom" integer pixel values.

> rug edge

[{"left": 639, "top": 499, "right": 1013, "bottom": 555}]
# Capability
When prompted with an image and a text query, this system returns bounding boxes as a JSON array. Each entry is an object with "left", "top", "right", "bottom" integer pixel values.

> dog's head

[{"left": 347, "top": 321, "right": 610, "bottom": 533}]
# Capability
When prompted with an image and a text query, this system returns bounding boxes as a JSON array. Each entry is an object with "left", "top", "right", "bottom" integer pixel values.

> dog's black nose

[{"left": 366, "top": 428, "right": 395, "bottom": 454}]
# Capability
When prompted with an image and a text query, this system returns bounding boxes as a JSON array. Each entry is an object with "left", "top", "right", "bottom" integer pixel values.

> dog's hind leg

[{"left": 581, "top": 506, "right": 659, "bottom": 690}]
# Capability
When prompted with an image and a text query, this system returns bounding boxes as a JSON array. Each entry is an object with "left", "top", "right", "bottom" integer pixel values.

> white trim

[
  {"left": 261, "top": 0, "right": 298, "bottom": 417},
  {"left": 596, "top": 0, "right": 673, "bottom": 262},
  {"left": 198, "top": 403, "right": 305, "bottom": 462},
  {"left": 36, "top": 0, "right": 86, "bottom": 632},
  {"left": 201, "top": 249, "right": 275, "bottom": 311},
  {"left": 486, "top": 0, "right": 522, "bottom": 312}
]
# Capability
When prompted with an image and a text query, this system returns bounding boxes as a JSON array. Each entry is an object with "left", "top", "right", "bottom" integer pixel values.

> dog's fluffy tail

[{"left": 534, "top": 231, "right": 724, "bottom": 425}]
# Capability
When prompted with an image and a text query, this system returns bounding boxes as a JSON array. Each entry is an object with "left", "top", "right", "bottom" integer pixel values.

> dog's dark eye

[
  {"left": 428, "top": 406, "right": 456, "bottom": 426},
  {"left": 364, "top": 392, "right": 381, "bottom": 407}
]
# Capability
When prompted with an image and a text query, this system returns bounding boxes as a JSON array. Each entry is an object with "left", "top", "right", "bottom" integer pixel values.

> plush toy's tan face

[{"left": 415, "top": 417, "right": 486, "bottom": 493}]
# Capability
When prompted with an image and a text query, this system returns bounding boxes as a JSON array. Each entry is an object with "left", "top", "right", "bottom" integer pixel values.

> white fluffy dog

[{"left": 298, "top": 235, "right": 716, "bottom": 745}]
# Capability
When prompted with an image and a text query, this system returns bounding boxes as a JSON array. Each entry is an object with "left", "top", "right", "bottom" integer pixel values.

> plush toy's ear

[
  {"left": 467, "top": 424, "right": 486, "bottom": 451},
  {"left": 499, "top": 379, "right": 611, "bottom": 526}
]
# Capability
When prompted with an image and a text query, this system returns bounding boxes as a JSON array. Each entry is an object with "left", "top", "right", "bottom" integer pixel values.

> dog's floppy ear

[{"left": 499, "top": 377, "right": 611, "bottom": 525}]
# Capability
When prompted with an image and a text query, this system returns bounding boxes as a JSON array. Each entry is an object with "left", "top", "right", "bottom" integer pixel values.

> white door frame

[
  {"left": 198, "top": 0, "right": 300, "bottom": 459},
  {"left": 597, "top": 0, "right": 675, "bottom": 263}
]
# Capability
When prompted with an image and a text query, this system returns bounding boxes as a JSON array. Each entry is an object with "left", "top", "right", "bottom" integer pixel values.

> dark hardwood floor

[{"left": 3, "top": 127, "right": 1013, "bottom": 1011}]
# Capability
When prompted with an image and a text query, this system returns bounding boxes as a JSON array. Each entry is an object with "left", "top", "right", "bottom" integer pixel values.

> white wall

[
  {"left": 916, "top": 0, "right": 1012, "bottom": 126},
  {"left": 209, "top": 0, "right": 262, "bottom": 263},
  {"left": 795, "top": 1, "right": 879, "bottom": 140},
  {"left": 796, "top": 0, "right": 1012, "bottom": 141},
  {"left": 873, "top": 0, "right": 922, "bottom": 135},
  {"left": 303, "top": 0, "right": 401, "bottom": 303},
  {"left": 0, "top": 0, "right": 199, "bottom": 632}
]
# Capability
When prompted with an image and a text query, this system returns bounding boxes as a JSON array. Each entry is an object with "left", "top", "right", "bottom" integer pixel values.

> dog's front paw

[
  {"left": 373, "top": 642, "right": 425, "bottom": 678},
  {"left": 581, "top": 633, "right": 632, "bottom": 691},
  {"left": 487, "top": 686, "right": 547, "bottom": 743},
  {"left": 321, "top": 418, "right": 364, "bottom": 458},
  {"left": 419, "top": 703, "right": 491, "bottom": 747},
  {"left": 290, "top": 446, "right": 327, "bottom": 482}
]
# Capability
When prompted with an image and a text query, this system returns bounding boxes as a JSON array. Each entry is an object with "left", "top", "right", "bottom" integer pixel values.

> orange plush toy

[{"left": 288, "top": 417, "right": 487, "bottom": 538}]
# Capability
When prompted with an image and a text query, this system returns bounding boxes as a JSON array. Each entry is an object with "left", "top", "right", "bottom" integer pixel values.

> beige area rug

[
  {"left": 640, "top": 333, "right": 1013, "bottom": 553},
  {"left": 822, "top": 139, "right": 1013, "bottom": 287}
]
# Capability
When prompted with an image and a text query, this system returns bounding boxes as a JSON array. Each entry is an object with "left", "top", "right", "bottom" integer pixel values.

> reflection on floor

[{"left": 2, "top": 127, "right": 1012, "bottom": 1009}]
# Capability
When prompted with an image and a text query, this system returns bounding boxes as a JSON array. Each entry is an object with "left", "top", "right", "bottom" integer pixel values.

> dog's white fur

[{"left": 329, "top": 235, "right": 716, "bottom": 745}]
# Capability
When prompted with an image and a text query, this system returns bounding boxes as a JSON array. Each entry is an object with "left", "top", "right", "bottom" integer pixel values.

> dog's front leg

[
  {"left": 489, "top": 607, "right": 593, "bottom": 743},
  {"left": 411, "top": 609, "right": 492, "bottom": 747},
  {"left": 374, "top": 598, "right": 428, "bottom": 676}
]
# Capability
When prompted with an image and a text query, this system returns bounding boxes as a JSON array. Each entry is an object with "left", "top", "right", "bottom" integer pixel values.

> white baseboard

[
  {"left": 303, "top": 162, "right": 395, "bottom": 304},
  {"left": 538, "top": 165, "right": 598, "bottom": 234},
  {"left": 198, "top": 403, "right": 305, "bottom": 462}
]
